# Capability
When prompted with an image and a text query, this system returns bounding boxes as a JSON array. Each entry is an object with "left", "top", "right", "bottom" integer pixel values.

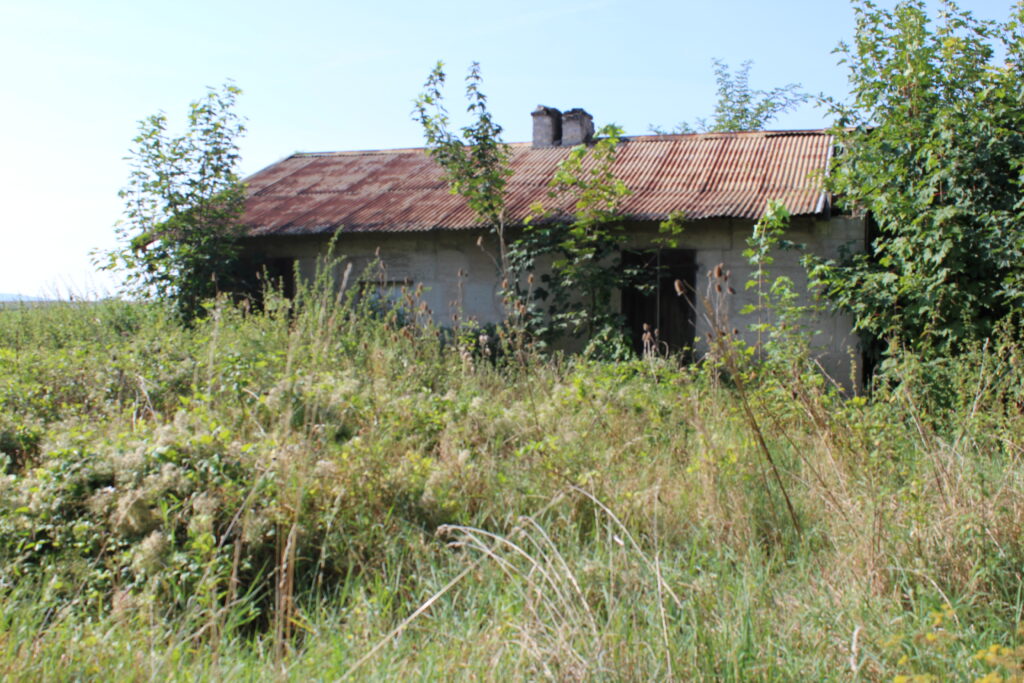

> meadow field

[{"left": 0, "top": 277, "right": 1022, "bottom": 681}]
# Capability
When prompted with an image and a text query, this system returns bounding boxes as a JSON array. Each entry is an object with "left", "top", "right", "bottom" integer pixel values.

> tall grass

[{"left": 0, "top": 271, "right": 1022, "bottom": 680}]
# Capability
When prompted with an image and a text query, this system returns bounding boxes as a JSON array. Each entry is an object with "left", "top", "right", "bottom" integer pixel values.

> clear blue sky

[{"left": 0, "top": 0, "right": 1013, "bottom": 298}]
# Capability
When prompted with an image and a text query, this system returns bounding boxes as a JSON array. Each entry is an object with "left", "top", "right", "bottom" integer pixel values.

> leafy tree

[
  {"left": 101, "top": 83, "right": 247, "bottom": 324},
  {"left": 652, "top": 59, "right": 809, "bottom": 134},
  {"left": 807, "top": 0, "right": 1024, "bottom": 357},
  {"left": 414, "top": 62, "right": 642, "bottom": 356},
  {"left": 510, "top": 124, "right": 638, "bottom": 356},
  {"left": 412, "top": 62, "right": 513, "bottom": 273},
  {"left": 414, "top": 63, "right": 684, "bottom": 358}
]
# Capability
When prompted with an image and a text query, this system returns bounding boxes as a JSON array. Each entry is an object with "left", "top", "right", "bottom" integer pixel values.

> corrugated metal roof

[{"left": 243, "top": 130, "right": 832, "bottom": 236}]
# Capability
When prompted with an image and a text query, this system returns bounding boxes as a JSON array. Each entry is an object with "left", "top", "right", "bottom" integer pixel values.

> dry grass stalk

[{"left": 698, "top": 264, "right": 802, "bottom": 538}]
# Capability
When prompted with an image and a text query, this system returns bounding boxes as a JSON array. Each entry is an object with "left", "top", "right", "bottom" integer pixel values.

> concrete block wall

[
  {"left": 627, "top": 215, "right": 863, "bottom": 385},
  {"left": 248, "top": 213, "right": 864, "bottom": 385},
  {"left": 248, "top": 230, "right": 506, "bottom": 328}
]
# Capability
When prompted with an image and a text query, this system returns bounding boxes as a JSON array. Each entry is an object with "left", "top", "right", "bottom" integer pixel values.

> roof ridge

[
  {"left": 287, "top": 129, "right": 831, "bottom": 158},
  {"left": 292, "top": 147, "right": 431, "bottom": 158}
]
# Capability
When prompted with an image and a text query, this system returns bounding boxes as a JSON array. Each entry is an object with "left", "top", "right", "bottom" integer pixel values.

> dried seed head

[
  {"left": 643, "top": 322, "right": 650, "bottom": 331},
  {"left": 501, "top": 279, "right": 509, "bottom": 290},
  {"left": 716, "top": 283, "right": 722, "bottom": 293},
  {"left": 375, "top": 246, "right": 381, "bottom": 257},
  {"left": 527, "top": 273, "right": 535, "bottom": 285},
  {"left": 476, "top": 235, "right": 483, "bottom": 247},
  {"left": 728, "top": 286, "right": 736, "bottom": 295},
  {"left": 732, "top": 328, "right": 739, "bottom": 336},
  {"left": 674, "top": 279, "right": 685, "bottom": 296},
  {"left": 714, "top": 264, "right": 723, "bottom": 279}
]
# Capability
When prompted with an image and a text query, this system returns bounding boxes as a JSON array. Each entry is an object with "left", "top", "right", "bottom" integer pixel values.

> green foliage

[
  {"left": 509, "top": 125, "right": 639, "bottom": 357},
  {"left": 652, "top": 59, "right": 809, "bottom": 134},
  {"left": 101, "top": 83, "right": 248, "bottom": 325},
  {"left": 809, "top": 1, "right": 1024, "bottom": 357},
  {"left": 741, "top": 200, "right": 819, "bottom": 367},
  {"left": 414, "top": 62, "right": 642, "bottom": 355},
  {"left": 412, "top": 62, "right": 513, "bottom": 269}
]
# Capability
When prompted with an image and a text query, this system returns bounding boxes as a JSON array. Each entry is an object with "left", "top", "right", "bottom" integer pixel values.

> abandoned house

[{"left": 241, "top": 106, "right": 863, "bottom": 379}]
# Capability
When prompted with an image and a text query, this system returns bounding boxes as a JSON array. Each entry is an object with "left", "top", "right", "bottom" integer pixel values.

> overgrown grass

[{"left": 0, "top": 276, "right": 1022, "bottom": 681}]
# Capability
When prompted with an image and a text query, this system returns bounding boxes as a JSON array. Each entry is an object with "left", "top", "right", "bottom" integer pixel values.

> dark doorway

[
  {"left": 262, "top": 258, "right": 298, "bottom": 300},
  {"left": 621, "top": 249, "right": 698, "bottom": 359}
]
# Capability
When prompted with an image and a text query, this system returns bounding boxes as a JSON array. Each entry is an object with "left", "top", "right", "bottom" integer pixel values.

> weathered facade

[{"left": 241, "top": 107, "right": 864, "bottom": 380}]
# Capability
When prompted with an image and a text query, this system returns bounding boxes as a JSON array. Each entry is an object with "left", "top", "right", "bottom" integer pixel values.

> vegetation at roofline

[
  {"left": 414, "top": 62, "right": 684, "bottom": 359},
  {"left": 650, "top": 58, "right": 810, "bottom": 134},
  {"left": 413, "top": 61, "right": 514, "bottom": 273},
  {"left": 809, "top": 0, "right": 1024, "bottom": 358},
  {"left": 98, "top": 82, "right": 249, "bottom": 326},
  {"left": 511, "top": 123, "right": 648, "bottom": 358}
]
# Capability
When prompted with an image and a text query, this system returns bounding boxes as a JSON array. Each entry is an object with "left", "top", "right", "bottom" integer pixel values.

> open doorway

[
  {"left": 621, "top": 249, "right": 698, "bottom": 359},
  {"left": 262, "top": 257, "right": 298, "bottom": 300}
]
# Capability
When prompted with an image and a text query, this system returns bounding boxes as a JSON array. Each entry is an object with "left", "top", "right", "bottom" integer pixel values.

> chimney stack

[
  {"left": 561, "top": 108, "right": 594, "bottom": 146},
  {"left": 531, "top": 106, "right": 562, "bottom": 148}
]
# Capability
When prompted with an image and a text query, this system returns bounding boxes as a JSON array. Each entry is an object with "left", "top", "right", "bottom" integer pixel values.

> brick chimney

[
  {"left": 561, "top": 108, "right": 594, "bottom": 146},
  {"left": 531, "top": 105, "right": 562, "bottom": 148}
]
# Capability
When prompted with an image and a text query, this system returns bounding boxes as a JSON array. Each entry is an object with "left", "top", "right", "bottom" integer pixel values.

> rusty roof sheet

[{"left": 243, "top": 130, "right": 833, "bottom": 236}]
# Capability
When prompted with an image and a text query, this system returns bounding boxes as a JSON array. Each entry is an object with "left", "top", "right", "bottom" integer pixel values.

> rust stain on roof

[{"left": 243, "top": 130, "right": 833, "bottom": 236}]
